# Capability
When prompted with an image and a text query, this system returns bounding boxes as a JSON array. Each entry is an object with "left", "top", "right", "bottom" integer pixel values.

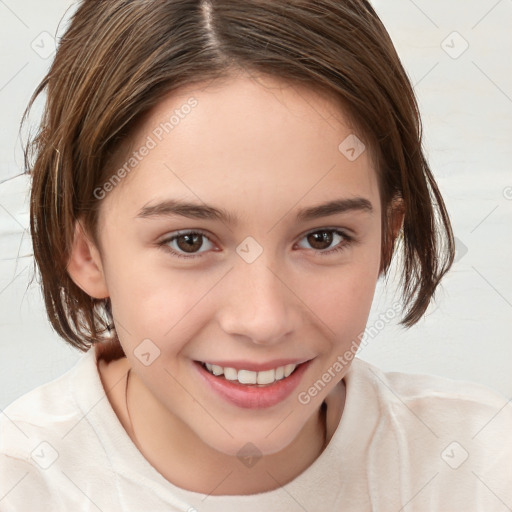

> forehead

[{"left": 101, "top": 73, "right": 379, "bottom": 222}]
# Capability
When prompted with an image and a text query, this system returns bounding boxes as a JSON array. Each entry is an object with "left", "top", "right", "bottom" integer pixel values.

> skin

[{"left": 67, "top": 71, "right": 391, "bottom": 495}]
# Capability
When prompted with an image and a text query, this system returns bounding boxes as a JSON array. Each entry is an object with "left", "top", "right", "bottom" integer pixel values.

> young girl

[{"left": 1, "top": 0, "right": 510, "bottom": 510}]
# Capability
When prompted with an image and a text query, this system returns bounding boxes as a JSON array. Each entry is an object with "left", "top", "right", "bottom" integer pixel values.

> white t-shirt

[{"left": 1, "top": 347, "right": 511, "bottom": 511}]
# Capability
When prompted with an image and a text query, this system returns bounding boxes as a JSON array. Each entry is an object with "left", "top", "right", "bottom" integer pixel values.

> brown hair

[{"left": 22, "top": 0, "right": 454, "bottom": 362}]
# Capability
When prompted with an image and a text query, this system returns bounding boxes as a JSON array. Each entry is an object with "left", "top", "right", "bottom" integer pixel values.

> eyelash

[{"left": 158, "top": 228, "right": 353, "bottom": 260}]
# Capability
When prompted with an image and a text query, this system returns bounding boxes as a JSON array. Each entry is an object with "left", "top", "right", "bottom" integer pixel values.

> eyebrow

[{"left": 136, "top": 197, "right": 373, "bottom": 224}]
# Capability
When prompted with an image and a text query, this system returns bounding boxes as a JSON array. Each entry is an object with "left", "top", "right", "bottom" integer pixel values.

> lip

[
  {"left": 198, "top": 358, "right": 309, "bottom": 372},
  {"left": 195, "top": 359, "right": 312, "bottom": 409}
]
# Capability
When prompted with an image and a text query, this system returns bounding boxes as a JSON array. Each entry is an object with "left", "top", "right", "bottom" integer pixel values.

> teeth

[
  {"left": 284, "top": 364, "right": 295, "bottom": 377},
  {"left": 238, "top": 370, "right": 257, "bottom": 384},
  {"left": 224, "top": 367, "right": 238, "bottom": 381},
  {"left": 203, "top": 362, "right": 298, "bottom": 385},
  {"left": 257, "top": 369, "right": 275, "bottom": 385},
  {"left": 211, "top": 364, "right": 223, "bottom": 376}
]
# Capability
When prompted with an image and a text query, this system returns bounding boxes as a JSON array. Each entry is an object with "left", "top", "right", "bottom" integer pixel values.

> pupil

[
  {"left": 309, "top": 231, "right": 332, "bottom": 250},
  {"left": 179, "top": 234, "right": 201, "bottom": 253}
]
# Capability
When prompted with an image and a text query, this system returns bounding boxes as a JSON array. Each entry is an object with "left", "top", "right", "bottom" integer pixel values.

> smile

[
  {"left": 201, "top": 362, "right": 298, "bottom": 386},
  {"left": 195, "top": 359, "right": 312, "bottom": 409}
]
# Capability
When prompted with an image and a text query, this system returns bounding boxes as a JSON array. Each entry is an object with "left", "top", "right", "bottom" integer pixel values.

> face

[{"left": 91, "top": 72, "right": 382, "bottom": 456}]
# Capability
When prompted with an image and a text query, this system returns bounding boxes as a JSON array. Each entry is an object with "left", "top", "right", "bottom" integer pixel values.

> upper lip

[{"left": 196, "top": 358, "right": 311, "bottom": 372}]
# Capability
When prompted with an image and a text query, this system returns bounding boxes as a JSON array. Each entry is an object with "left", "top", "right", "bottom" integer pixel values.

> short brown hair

[{"left": 22, "top": 0, "right": 454, "bottom": 361}]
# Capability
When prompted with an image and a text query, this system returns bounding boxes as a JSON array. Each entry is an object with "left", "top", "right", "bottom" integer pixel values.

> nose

[{"left": 216, "top": 255, "right": 299, "bottom": 345}]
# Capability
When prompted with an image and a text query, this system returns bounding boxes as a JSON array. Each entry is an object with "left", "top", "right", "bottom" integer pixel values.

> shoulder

[
  {"left": 0, "top": 356, "right": 77, "bottom": 512},
  {"left": 0, "top": 351, "right": 94, "bottom": 444},
  {"left": 0, "top": 350, "right": 121, "bottom": 512},
  {"left": 0, "top": 354, "right": 85, "bottom": 457},
  {"left": 338, "top": 357, "right": 512, "bottom": 510},
  {"left": 0, "top": 352, "right": 93, "bottom": 472},
  {"left": 0, "top": 348, "right": 134, "bottom": 509},
  {"left": 345, "top": 357, "right": 512, "bottom": 460},
  {"left": 345, "top": 357, "right": 512, "bottom": 506},
  {"left": 349, "top": 356, "right": 512, "bottom": 426}
]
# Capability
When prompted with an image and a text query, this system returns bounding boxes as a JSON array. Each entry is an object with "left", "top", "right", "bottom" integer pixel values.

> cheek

[
  {"left": 102, "top": 216, "right": 382, "bottom": 352},
  {"left": 314, "top": 268, "right": 378, "bottom": 333},
  {"left": 103, "top": 250, "right": 222, "bottom": 348},
  {"left": 304, "top": 240, "right": 381, "bottom": 342}
]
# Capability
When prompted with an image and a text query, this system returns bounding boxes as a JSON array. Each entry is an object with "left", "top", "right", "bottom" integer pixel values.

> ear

[{"left": 66, "top": 221, "right": 109, "bottom": 299}]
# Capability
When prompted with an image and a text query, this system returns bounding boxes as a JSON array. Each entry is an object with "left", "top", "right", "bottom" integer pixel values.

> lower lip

[{"left": 195, "top": 360, "right": 311, "bottom": 409}]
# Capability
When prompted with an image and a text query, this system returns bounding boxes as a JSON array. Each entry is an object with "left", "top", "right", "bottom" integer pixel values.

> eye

[
  {"left": 158, "top": 228, "right": 353, "bottom": 260},
  {"left": 296, "top": 229, "right": 352, "bottom": 256},
  {"left": 159, "top": 230, "right": 215, "bottom": 259}
]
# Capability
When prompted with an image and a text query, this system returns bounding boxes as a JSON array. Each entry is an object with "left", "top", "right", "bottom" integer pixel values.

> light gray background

[{"left": 1, "top": 0, "right": 511, "bottom": 411}]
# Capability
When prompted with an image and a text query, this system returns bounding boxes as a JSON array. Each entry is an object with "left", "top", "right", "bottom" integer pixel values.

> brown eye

[
  {"left": 306, "top": 231, "right": 334, "bottom": 250},
  {"left": 160, "top": 230, "right": 215, "bottom": 259},
  {"left": 175, "top": 233, "right": 204, "bottom": 253},
  {"left": 297, "top": 229, "right": 352, "bottom": 256}
]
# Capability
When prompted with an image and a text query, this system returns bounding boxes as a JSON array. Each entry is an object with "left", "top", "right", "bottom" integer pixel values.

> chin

[{"left": 200, "top": 423, "right": 303, "bottom": 459}]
